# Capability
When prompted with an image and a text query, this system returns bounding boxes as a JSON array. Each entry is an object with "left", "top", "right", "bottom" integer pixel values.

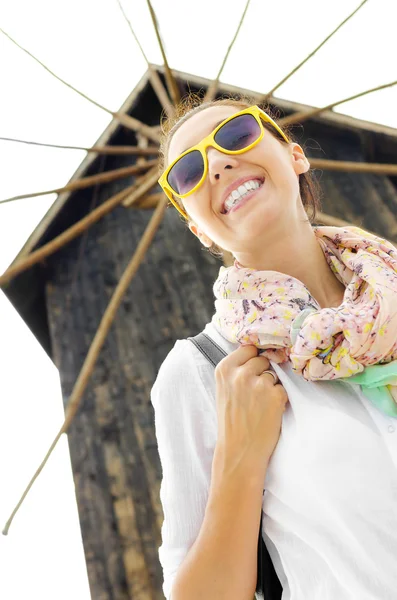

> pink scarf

[{"left": 211, "top": 226, "right": 397, "bottom": 417}]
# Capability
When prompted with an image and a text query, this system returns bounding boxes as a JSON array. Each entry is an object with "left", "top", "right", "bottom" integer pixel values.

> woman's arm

[
  {"left": 151, "top": 339, "right": 268, "bottom": 600},
  {"left": 171, "top": 446, "right": 266, "bottom": 600}
]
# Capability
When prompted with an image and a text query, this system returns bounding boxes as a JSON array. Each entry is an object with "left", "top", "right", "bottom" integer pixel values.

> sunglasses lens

[
  {"left": 214, "top": 114, "right": 261, "bottom": 151},
  {"left": 167, "top": 149, "right": 204, "bottom": 195}
]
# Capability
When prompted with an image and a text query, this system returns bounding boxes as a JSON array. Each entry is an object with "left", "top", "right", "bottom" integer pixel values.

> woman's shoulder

[
  {"left": 150, "top": 326, "right": 217, "bottom": 410},
  {"left": 155, "top": 322, "right": 238, "bottom": 382},
  {"left": 154, "top": 336, "right": 213, "bottom": 384},
  {"left": 151, "top": 321, "right": 238, "bottom": 412}
]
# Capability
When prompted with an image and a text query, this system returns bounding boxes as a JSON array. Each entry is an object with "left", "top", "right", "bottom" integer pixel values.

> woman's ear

[
  {"left": 289, "top": 143, "right": 310, "bottom": 175},
  {"left": 189, "top": 222, "right": 213, "bottom": 248}
]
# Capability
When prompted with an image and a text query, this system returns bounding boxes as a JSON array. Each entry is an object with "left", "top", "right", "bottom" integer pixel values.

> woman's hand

[{"left": 213, "top": 345, "right": 289, "bottom": 479}]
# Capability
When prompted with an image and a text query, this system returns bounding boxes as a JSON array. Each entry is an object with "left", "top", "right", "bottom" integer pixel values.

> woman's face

[{"left": 167, "top": 105, "right": 310, "bottom": 255}]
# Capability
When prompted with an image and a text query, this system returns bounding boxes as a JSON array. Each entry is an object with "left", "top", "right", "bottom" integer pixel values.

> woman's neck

[{"left": 233, "top": 223, "right": 346, "bottom": 310}]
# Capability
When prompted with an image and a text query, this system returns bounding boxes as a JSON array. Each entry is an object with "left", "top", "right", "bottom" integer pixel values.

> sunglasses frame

[{"left": 158, "top": 105, "right": 290, "bottom": 220}]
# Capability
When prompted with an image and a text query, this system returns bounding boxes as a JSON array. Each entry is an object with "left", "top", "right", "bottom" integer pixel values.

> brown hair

[{"left": 159, "top": 93, "right": 322, "bottom": 260}]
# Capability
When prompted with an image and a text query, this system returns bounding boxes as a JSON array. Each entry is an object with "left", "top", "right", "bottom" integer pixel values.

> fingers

[{"left": 215, "top": 345, "right": 271, "bottom": 378}]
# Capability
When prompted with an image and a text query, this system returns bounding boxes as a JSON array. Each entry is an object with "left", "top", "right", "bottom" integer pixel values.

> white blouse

[{"left": 150, "top": 320, "right": 397, "bottom": 600}]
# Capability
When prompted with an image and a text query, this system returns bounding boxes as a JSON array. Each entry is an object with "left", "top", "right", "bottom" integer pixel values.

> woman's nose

[{"left": 207, "top": 148, "right": 240, "bottom": 183}]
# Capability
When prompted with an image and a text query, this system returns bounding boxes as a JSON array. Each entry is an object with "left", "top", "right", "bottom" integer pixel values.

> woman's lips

[{"left": 225, "top": 181, "right": 264, "bottom": 215}]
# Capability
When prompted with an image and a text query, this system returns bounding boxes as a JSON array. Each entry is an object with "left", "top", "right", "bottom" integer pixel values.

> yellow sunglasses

[{"left": 158, "top": 105, "right": 290, "bottom": 220}]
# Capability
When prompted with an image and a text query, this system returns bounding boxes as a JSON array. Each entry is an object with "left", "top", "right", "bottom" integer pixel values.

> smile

[{"left": 222, "top": 178, "right": 264, "bottom": 214}]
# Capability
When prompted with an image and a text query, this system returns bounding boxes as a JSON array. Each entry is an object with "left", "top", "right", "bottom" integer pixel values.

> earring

[{"left": 198, "top": 233, "right": 212, "bottom": 248}]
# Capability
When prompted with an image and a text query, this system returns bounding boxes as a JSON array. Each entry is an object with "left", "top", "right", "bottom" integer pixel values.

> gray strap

[
  {"left": 186, "top": 330, "right": 280, "bottom": 599},
  {"left": 187, "top": 332, "right": 228, "bottom": 367}
]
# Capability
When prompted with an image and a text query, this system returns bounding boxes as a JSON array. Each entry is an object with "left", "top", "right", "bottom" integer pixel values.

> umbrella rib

[
  {"left": 0, "top": 137, "right": 159, "bottom": 155},
  {"left": 0, "top": 159, "right": 158, "bottom": 204},
  {"left": 261, "top": 0, "right": 369, "bottom": 103},
  {"left": 0, "top": 27, "right": 160, "bottom": 142},
  {"left": 116, "top": 0, "right": 174, "bottom": 117},
  {"left": 145, "top": 0, "right": 180, "bottom": 105},
  {"left": 310, "top": 157, "right": 397, "bottom": 175},
  {"left": 116, "top": 0, "right": 150, "bottom": 64},
  {"left": 204, "top": 0, "right": 251, "bottom": 102},
  {"left": 279, "top": 79, "right": 397, "bottom": 127}
]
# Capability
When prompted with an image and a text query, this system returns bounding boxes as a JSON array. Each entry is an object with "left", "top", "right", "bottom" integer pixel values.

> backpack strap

[
  {"left": 187, "top": 332, "right": 228, "bottom": 367},
  {"left": 186, "top": 331, "right": 282, "bottom": 600}
]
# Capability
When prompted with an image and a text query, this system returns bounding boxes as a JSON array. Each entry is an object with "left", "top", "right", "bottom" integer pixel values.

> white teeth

[{"left": 224, "top": 179, "right": 262, "bottom": 213}]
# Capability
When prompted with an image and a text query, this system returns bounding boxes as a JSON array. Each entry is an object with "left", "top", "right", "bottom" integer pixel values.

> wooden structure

[{"left": 2, "top": 62, "right": 397, "bottom": 599}]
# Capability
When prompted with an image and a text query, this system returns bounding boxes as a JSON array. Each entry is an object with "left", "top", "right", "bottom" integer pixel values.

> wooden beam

[
  {"left": 309, "top": 157, "right": 397, "bottom": 176},
  {"left": 204, "top": 0, "right": 251, "bottom": 102},
  {"left": 261, "top": 0, "right": 368, "bottom": 102},
  {"left": 133, "top": 191, "right": 164, "bottom": 209},
  {"left": 0, "top": 136, "right": 159, "bottom": 155},
  {"left": 116, "top": 0, "right": 174, "bottom": 117},
  {"left": 0, "top": 159, "right": 158, "bottom": 204},
  {"left": 279, "top": 79, "right": 397, "bottom": 127},
  {"left": 146, "top": 0, "right": 180, "bottom": 105},
  {"left": 112, "top": 112, "right": 160, "bottom": 141}
]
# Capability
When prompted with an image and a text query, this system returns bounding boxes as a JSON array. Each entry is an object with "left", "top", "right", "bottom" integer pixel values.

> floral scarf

[{"left": 211, "top": 226, "right": 397, "bottom": 418}]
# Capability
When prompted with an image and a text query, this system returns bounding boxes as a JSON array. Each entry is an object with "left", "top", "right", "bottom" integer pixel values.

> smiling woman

[
  {"left": 159, "top": 95, "right": 321, "bottom": 260},
  {"left": 151, "top": 92, "right": 397, "bottom": 600},
  {"left": 158, "top": 94, "right": 350, "bottom": 308}
]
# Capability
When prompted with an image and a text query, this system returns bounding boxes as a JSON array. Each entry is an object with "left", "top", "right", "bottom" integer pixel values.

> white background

[{"left": 0, "top": 0, "right": 396, "bottom": 598}]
